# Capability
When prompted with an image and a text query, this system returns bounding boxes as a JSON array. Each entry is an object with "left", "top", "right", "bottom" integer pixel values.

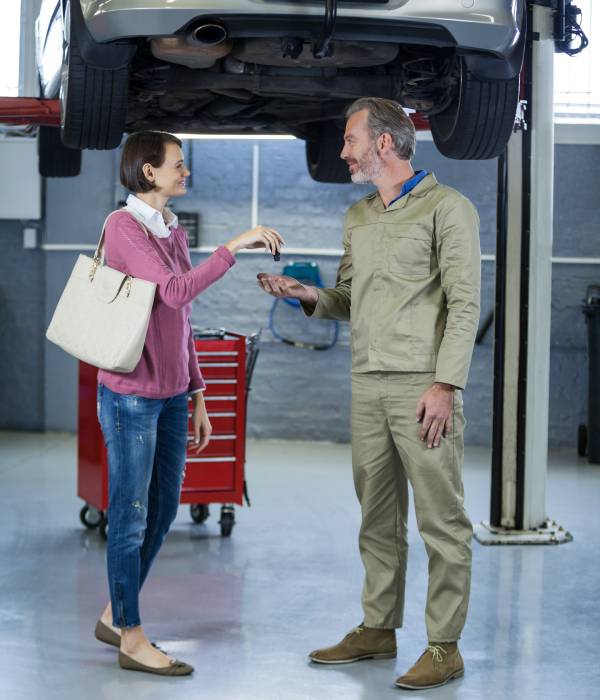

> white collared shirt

[{"left": 124, "top": 194, "right": 179, "bottom": 238}]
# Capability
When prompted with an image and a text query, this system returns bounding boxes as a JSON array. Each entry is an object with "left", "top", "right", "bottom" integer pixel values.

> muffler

[{"left": 151, "top": 22, "right": 232, "bottom": 69}]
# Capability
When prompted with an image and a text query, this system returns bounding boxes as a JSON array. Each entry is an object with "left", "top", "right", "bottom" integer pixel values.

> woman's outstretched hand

[
  {"left": 191, "top": 392, "right": 212, "bottom": 453},
  {"left": 225, "top": 225, "right": 284, "bottom": 256}
]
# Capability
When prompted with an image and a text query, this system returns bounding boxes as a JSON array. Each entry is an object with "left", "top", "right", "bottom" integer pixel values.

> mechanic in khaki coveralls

[{"left": 258, "top": 97, "right": 480, "bottom": 691}]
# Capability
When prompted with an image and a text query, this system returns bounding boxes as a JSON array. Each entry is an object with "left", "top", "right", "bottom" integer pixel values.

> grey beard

[{"left": 350, "top": 150, "right": 384, "bottom": 184}]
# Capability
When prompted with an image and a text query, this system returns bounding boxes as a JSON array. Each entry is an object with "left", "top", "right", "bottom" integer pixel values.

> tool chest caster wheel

[
  {"left": 219, "top": 506, "right": 235, "bottom": 537},
  {"left": 100, "top": 518, "right": 109, "bottom": 541},
  {"left": 190, "top": 504, "right": 210, "bottom": 524},
  {"left": 80, "top": 504, "right": 103, "bottom": 529}
]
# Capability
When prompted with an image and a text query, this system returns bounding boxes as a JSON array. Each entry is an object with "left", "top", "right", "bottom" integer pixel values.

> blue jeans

[{"left": 97, "top": 384, "right": 189, "bottom": 628}]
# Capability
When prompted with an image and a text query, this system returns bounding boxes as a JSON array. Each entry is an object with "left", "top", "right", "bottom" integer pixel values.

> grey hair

[{"left": 346, "top": 97, "right": 416, "bottom": 160}]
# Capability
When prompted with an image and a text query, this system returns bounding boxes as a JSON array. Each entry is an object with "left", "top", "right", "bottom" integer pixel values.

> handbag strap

[{"left": 90, "top": 210, "right": 150, "bottom": 280}]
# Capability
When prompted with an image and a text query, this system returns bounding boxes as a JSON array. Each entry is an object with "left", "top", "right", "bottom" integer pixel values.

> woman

[{"left": 93, "top": 131, "right": 283, "bottom": 676}]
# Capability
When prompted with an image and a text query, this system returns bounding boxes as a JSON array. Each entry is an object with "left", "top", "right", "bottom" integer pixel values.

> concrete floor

[{"left": 0, "top": 432, "right": 598, "bottom": 700}]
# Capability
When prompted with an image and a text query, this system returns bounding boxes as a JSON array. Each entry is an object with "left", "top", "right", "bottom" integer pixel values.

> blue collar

[{"left": 387, "top": 170, "right": 429, "bottom": 208}]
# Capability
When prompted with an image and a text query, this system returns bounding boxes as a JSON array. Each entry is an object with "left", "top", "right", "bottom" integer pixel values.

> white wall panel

[{"left": 0, "top": 138, "right": 41, "bottom": 219}]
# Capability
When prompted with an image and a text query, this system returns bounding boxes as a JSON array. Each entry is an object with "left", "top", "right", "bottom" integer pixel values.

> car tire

[
  {"left": 429, "top": 58, "right": 519, "bottom": 160},
  {"left": 305, "top": 122, "right": 351, "bottom": 184},
  {"left": 60, "top": 7, "right": 129, "bottom": 149},
  {"left": 38, "top": 125, "right": 82, "bottom": 177}
]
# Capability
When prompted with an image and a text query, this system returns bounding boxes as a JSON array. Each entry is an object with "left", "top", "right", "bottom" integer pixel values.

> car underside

[{"left": 126, "top": 35, "right": 459, "bottom": 136}]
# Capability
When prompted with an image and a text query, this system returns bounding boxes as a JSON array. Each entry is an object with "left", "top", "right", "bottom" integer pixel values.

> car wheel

[
  {"left": 305, "top": 122, "right": 351, "bottom": 184},
  {"left": 60, "top": 3, "right": 129, "bottom": 149},
  {"left": 38, "top": 125, "right": 82, "bottom": 177},
  {"left": 429, "top": 58, "right": 519, "bottom": 160}
]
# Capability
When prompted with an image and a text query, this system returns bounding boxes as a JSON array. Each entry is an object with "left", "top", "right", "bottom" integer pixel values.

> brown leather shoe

[
  {"left": 395, "top": 643, "right": 464, "bottom": 690},
  {"left": 309, "top": 624, "right": 397, "bottom": 664}
]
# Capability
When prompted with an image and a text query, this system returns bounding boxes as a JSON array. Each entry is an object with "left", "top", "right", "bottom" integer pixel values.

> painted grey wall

[
  {"left": 0, "top": 220, "right": 45, "bottom": 430},
  {"left": 1, "top": 139, "right": 598, "bottom": 449},
  {"left": 43, "top": 149, "right": 116, "bottom": 431},
  {"left": 547, "top": 145, "right": 600, "bottom": 447}
]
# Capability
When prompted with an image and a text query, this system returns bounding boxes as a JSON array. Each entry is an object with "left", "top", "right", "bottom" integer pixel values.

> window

[
  {"left": 554, "top": 0, "right": 598, "bottom": 121},
  {"left": 0, "top": 1, "right": 21, "bottom": 96}
]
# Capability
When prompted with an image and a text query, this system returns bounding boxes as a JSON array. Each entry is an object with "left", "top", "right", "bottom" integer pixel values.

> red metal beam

[
  {"left": 0, "top": 96, "right": 61, "bottom": 126},
  {"left": 0, "top": 96, "right": 430, "bottom": 131}
]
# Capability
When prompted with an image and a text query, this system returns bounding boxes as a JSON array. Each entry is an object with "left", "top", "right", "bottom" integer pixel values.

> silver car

[{"left": 36, "top": 0, "right": 525, "bottom": 180}]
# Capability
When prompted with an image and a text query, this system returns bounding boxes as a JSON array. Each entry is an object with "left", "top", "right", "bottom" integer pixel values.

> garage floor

[{"left": 0, "top": 432, "right": 598, "bottom": 700}]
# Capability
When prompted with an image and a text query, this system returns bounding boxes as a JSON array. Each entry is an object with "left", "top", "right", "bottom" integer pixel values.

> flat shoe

[
  {"left": 94, "top": 619, "right": 166, "bottom": 653},
  {"left": 118, "top": 651, "right": 194, "bottom": 676},
  {"left": 94, "top": 620, "right": 121, "bottom": 648}
]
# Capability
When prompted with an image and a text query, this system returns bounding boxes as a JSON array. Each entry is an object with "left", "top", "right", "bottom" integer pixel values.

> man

[{"left": 257, "top": 97, "right": 480, "bottom": 690}]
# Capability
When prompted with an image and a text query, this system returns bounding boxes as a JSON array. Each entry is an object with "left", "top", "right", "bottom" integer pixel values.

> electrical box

[{"left": 0, "top": 138, "right": 41, "bottom": 220}]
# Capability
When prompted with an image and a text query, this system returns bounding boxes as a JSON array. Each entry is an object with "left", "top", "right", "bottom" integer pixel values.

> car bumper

[{"left": 81, "top": 0, "right": 524, "bottom": 58}]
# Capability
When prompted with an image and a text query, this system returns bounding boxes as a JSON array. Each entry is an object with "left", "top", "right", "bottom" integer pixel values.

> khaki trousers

[{"left": 351, "top": 372, "right": 472, "bottom": 642}]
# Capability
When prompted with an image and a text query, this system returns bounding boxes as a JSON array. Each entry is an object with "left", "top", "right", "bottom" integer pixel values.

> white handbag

[{"left": 46, "top": 213, "right": 157, "bottom": 372}]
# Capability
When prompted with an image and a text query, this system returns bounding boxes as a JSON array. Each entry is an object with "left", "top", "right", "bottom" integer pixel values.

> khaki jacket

[{"left": 306, "top": 173, "right": 481, "bottom": 389}]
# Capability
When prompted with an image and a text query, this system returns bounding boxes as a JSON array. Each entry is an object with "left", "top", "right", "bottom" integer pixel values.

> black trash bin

[{"left": 579, "top": 284, "right": 600, "bottom": 464}]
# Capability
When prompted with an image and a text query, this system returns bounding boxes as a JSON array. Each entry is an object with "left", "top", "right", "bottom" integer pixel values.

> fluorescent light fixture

[{"left": 174, "top": 133, "right": 297, "bottom": 140}]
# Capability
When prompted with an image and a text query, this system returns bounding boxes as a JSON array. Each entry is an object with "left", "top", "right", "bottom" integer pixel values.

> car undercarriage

[{"left": 125, "top": 39, "right": 458, "bottom": 137}]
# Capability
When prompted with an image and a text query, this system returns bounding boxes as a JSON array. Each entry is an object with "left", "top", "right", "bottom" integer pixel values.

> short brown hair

[
  {"left": 120, "top": 131, "right": 183, "bottom": 193},
  {"left": 346, "top": 97, "right": 416, "bottom": 160}
]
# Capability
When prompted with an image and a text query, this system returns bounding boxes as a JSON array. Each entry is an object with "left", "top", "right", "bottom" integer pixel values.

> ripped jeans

[{"left": 97, "top": 383, "right": 189, "bottom": 628}]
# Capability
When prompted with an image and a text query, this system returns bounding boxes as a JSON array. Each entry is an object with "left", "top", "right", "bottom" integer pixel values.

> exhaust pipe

[
  {"left": 188, "top": 23, "right": 229, "bottom": 47},
  {"left": 151, "top": 22, "right": 232, "bottom": 69}
]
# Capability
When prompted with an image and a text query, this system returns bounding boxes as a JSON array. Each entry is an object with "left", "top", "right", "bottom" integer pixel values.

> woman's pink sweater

[{"left": 97, "top": 211, "right": 235, "bottom": 399}]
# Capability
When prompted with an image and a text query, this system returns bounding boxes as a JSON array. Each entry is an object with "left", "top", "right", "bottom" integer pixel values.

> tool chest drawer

[{"left": 182, "top": 457, "right": 236, "bottom": 492}]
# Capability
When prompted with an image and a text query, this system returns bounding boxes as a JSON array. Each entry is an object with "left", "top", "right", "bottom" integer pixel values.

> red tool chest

[{"left": 77, "top": 329, "right": 259, "bottom": 538}]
